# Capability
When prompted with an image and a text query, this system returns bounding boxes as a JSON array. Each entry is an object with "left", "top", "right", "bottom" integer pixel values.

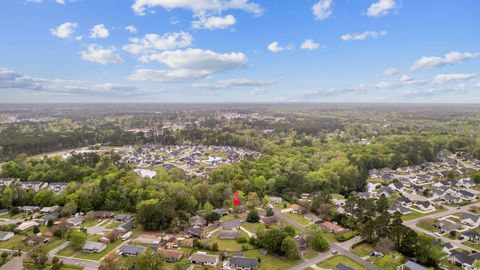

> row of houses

[{"left": 0, "top": 178, "right": 68, "bottom": 194}]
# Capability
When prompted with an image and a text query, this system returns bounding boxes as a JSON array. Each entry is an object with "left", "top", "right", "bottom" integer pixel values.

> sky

[{"left": 0, "top": 0, "right": 479, "bottom": 103}]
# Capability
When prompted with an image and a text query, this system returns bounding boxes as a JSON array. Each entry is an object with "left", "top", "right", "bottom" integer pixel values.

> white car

[{"left": 332, "top": 250, "right": 338, "bottom": 255}]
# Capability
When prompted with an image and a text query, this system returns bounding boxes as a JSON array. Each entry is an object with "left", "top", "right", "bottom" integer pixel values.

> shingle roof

[
  {"left": 230, "top": 256, "right": 259, "bottom": 268},
  {"left": 119, "top": 244, "right": 147, "bottom": 255}
]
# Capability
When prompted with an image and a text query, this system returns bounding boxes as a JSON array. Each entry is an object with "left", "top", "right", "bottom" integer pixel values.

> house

[
  {"left": 119, "top": 244, "right": 147, "bottom": 256},
  {"left": 460, "top": 212, "right": 480, "bottom": 226},
  {"left": 213, "top": 208, "right": 229, "bottom": 216},
  {"left": 398, "top": 196, "right": 412, "bottom": 206},
  {"left": 415, "top": 201, "right": 434, "bottom": 211},
  {"left": 448, "top": 250, "right": 480, "bottom": 268},
  {"left": 40, "top": 212, "right": 59, "bottom": 224},
  {"left": 114, "top": 214, "right": 133, "bottom": 222},
  {"left": 188, "top": 252, "right": 219, "bottom": 266},
  {"left": 459, "top": 190, "right": 476, "bottom": 201},
  {"left": 295, "top": 235, "right": 306, "bottom": 250},
  {"left": 0, "top": 209, "right": 8, "bottom": 216},
  {"left": 190, "top": 215, "right": 207, "bottom": 227},
  {"left": 90, "top": 211, "right": 113, "bottom": 219},
  {"left": 82, "top": 241, "right": 107, "bottom": 253},
  {"left": 116, "top": 219, "right": 135, "bottom": 233},
  {"left": 269, "top": 196, "right": 283, "bottom": 204},
  {"left": 100, "top": 230, "right": 120, "bottom": 244},
  {"left": 24, "top": 236, "right": 48, "bottom": 246},
  {"left": 377, "top": 186, "right": 393, "bottom": 198},
  {"left": 389, "top": 182, "right": 404, "bottom": 192},
  {"left": 67, "top": 215, "right": 85, "bottom": 227},
  {"left": 43, "top": 222, "right": 71, "bottom": 237},
  {"left": 0, "top": 231, "right": 14, "bottom": 241},
  {"left": 401, "top": 260, "right": 428, "bottom": 270},
  {"left": 458, "top": 178, "right": 476, "bottom": 188},
  {"left": 319, "top": 221, "right": 346, "bottom": 234},
  {"left": 336, "top": 263, "right": 354, "bottom": 270},
  {"left": 47, "top": 182, "right": 68, "bottom": 194},
  {"left": 304, "top": 213, "right": 321, "bottom": 223},
  {"left": 442, "top": 243, "right": 455, "bottom": 254},
  {"left": 463, "top": 230, "right": 480, "bottom": 244},
  {"left": 290, "top": 204, "right": 306, "bottom": 215},
  {"left": 40, "top": 205, "right": 60, "bottom": 214},
  {"left": 230, "top": 256, "right": 259, "bottom": 270},
  {"left": 186, "top": 228, "right": 204, "bottom": 239},
  {"left": 157, "top": 250, "right": 184, "bottom": 262},
  {"left": 20, "top": 206, "right": 40, "bottom": 213},
  {"left": 20, "top": 181, "right": 46, "bottom": 192},
  {"left": 17, "top": 221, "right": 38, "bottom": 231},
  {"left": 260, "top": 216, "right": 277, "bottom": 226},
  {"left": 221, "top": 219, "right": 241, "bottom": 230},
  {"left": 442, "top": 193, "right": 463, "bottom": 204},
  {"left": 388, "top": 204, "right": 411, "bottom": 215},
  {"left": 434, "top": 219, "right": 459, "bottom": 233},
  {"left": 219, "top": 230, "right": 240, "bottom": 240}
]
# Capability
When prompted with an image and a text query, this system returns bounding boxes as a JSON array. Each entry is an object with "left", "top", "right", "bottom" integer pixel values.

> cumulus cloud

[
  {"left": 123, "top": 32, "right": 193, "bottom": 55},
  {"left": 433, "top": 73, "right": 476, "bottom": 84},
  {"left": 367, "top": 0, "right": 398, "bottom": 17},
  {"left": 131, "top": 0, "right": 263, "bottom": 16},
  {"left": 80, "top": 44, "right": 123, "bottom": 65},
  {"left": 125, "top": 25, "right": 138, "bottom": 34},
  {"left": 0, "top": 68, "right": 40, "bottom": 90},
  {"left": 341, "top": 31, "right": 387, "bottom": 41},
  {"left": 267, "top": 42, "right": 292, "bottom": 53},
  {"left": 312, "top": 0, "right": 333, "bottom": 21},
  {"left": 250, "top": 88, "right": 271, "bottom": 95},
  {"left": 50, "top": 22, "right": 78, "bottom": 39},
  {"left": 300, "top": 39, "right": 322, "bottom": 50},
  {"left": 411, "top": 51, "right": 480, "bottom": 71},
  {"left": 89, "top": 24, "right": 110, "bottom": 39},
  {"left": 193, "top": 78, "right": 275, "bottom": 89},
  {"left": 192, "top": 14, "right": 236, "bottom": 30},
  {"left": 380, "top": 67, "right": 398, "bottom": 76},
  {"left": 129, "top": 48, "right": 248, "bottom": 82}
]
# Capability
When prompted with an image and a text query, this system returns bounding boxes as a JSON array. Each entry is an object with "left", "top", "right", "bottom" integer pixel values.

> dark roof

[
  {"left": 219, "top": 230, "right": 240, "bottom": 239},
  {"left": 404, "top": 260, "right": 427, "bottom": 270},
  {"left": 336, "top": 263, "right": 354, "bottom": 270},
  {"left": 119, "top": 244, "right": 147, "bottom": 255},
  {"left": 460, "top": 212, "right": 480, "bottom": 222},
  {"left": 230, "top": 256, "right": 259, "bottom": 268}
]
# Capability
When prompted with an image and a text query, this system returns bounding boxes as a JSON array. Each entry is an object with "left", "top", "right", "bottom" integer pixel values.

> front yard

[
  {"left": 317, "top": 255, "right": 366, "bottom": 270},
  {"left": 285, "top": 213, "right": 310, "bottom": 226},
  {"left": 244, "top": 249, "right": 301, "bottom": 270}
]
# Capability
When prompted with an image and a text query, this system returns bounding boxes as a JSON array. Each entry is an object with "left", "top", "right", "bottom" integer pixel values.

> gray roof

[
  {"left": 0, "top": 231, "right": 13, "bottom": 239},
  {"left": 82, "top": 241, "right": 106, "bottom": 251},
  {"left": 460, "top": 212, "right": 480, "bottom": 222},
  {"left": 119, "top": 244, "right": 147, "bottom": 255},
  {"left": 219, "top": 230, "right": 240, "bottom": 239},
  {"left": 230, "top": 256, "right": 259, "bottom": 268},
  {"left": 336, "top": 263, "right": 354, "bottom": 270},
  {"left": 404, "top": 260, "right": 427, "bottom": 270},
  {"left": 189, "top": 252, "right": 219, "bottom": 264}
]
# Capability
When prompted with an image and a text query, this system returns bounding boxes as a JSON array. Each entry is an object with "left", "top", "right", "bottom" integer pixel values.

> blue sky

[{"left": 0, "top": 0, "right": 479, "bottom": 103}]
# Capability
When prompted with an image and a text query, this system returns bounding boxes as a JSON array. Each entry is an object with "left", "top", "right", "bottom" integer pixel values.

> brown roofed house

[
  {"left": 157, "top": 249, "right": 184, "bottom": 262},
  {"left": 100, "top": 230, "right": 120, "bottom": 244},
  {"left": 89, "top": 211, "right": 113, "bottom": 219},
  {"left": 24, "top": 236, "right": 48, "bottom": 246},
  {"left": 260, "top": 216, "right": 277, "bottom": 226},
  {"left": 43, "top": 221, "right": 71, "bottom": 237},
  {"left": 319, "top": 221, "right": 346, "bottom": 234}
]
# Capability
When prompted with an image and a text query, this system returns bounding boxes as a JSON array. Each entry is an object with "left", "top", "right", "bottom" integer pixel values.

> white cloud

[
  {"left": 193, "top": 78, "right": 275, "bottom": 89},
  {"left": 123, "top": 32, "right": 193, "bottom": 55},
  {"left": 267, "top": 41, "right": 292, "bottom": 53},
  {"left": 367, "top": 0, "right": 398, "bottom": 17},
  {"left": 131, "top": 0, "right": 263, "bottom": 16},
  {"left": 55, "top": 0, "right": 65, "bottom": 4},
  {"left": 312, "top": 0, "right": 333, "bottom": 21},
  {"left": 341, "top": 31, "right": 387, "bottom": 41},
  {"left": 192, "top": 14, "right": 236, "bottom": 30},
  {"left": 80, "top": 44, "right": 123, "bottom": 65},
  {"left": 411, "top": 51, "right": 480, "bottom": 71},
  {"left": 0, "top": 68, "right": 40, "bottom": 89},
  {"left": 251, "top": 88, "right": 270, "bottom": 95},
  {"left": 129, "top": 48, "right": 248, "bottom": 82},
  {"left": 300, "top": 39, "right": 321, "bottom": 50},
  {"left": 125, "top": 25, "right": 138, "bottom": 34},
  {"left": 400, "top": 75, "right": 412, "bottom": 82},
  {"left": 89, "top": 24, "right": 109, "bottom": 39},
  {"left": 433, "top": 73, "right": 476, "bottom": 84},
  {"left": 50, "top": 22, "right": 78, "bottom": 39},
  {"left": 381, "top": 67, "right": 398, "bottom": 76}
]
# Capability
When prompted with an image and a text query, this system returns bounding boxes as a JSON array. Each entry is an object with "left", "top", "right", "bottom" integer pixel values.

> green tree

[
  {"left": 69, "top": 229, "right": 87, "bottom": 250},
  {"left": 281, "top": 236, "right": 299, "bottom": 259},
  {"left": 377, "top": 253, "right": 403, "bottom": 270},
  {"left": 312, "top": 232, "right": 329, "bottom": 252},
  {"left": 247, "top": 209, "right": 260, "bottom": 223}
]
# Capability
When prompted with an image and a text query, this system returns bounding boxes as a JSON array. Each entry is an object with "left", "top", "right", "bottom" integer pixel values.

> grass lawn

[
  {"left": 87, "top": 234, "right": 101, "bottom": 241},
  {"left": 416, "top": 219, "right": 436, "bottom": 232},
  {"left": 244, "top": 249, "right": 301, "bottom": 270},
  {"left": 285, "top": 213, "right": 310, "bottom": 226},
  {"left": 106, "top": 221, "right": 121, "bottom": 229},
  {"left": 0, "top": 235, "right": 32, "bottom": 251},
  {"left": 317, "top": 255, "right": 366, "bottom": 270},
  {"left": 205, "top": 231, "right": 254, "bottom": 252},
  {"left": 303, "top": 250, "right": 318, "bottom": 260},
  {"left": 273, "top": 202, "right": 290, "bottom": 209},
  {"left": 351, "top": 243, "right": 373, "bottom": 257},
  {"left": 402, "top": 208, "right": 447, "bottom": 221},
  {"left": 57, "top": 245, "right": 78, "bottom": 257},
  {"left": 241, "top": 222, "right": 264, "bottom": 235},
  {"left": 331, "top": 194, "right": 345, "bottom": 200},
  {"left": 43, "top": 237, "right": 68, "bottom": 252},
  {"left": 82, "top": 217, "right": 100, "bottom": 227},
  {"left": 23, "top": 261, "right": 84, "bottom": 270},
  {"left": 75, "top": 240, "right": 124, "bottom": 260},
  {"left": 462, "top": 240, "right": 480, "bottom": 250}
]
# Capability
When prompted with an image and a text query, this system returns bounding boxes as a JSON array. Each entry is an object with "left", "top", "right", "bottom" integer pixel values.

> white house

[{"left": 0, "top": 231, "right": 14, "bottom": 241}]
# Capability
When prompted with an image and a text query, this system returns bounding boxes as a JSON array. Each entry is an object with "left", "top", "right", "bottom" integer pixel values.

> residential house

[
  {"left": 82, "top": 241, "right": 107, "bottom": 253},
  {"left": 463, "top": 230, "right": 480, "bottom": 244},
  {"left": 40, "top": 205, "right": 60, "bottom": 214},
  {"left": 17, "top": 221, "right": 38, "bottom": 231},
  {"left": 20, "top": 206, "right": 40, "bottom": 213},
  {"left": 415, "top": 201, "right": 434, "bottom": 212},
  {"left": 230, "top": 256, "right": 259, "bottom": 270},
  {"left": 401, "top": 260, "right": 428, "bottom": 270},
  {"left": 190, "top": 215, "right": 207, "bottom": 227},
  {"left": 20, "top": 181, "right": 46, "bottom": 192},
  {"left": 304, "top": 213, "right": 322, "bottom": 224},
  {"left": 459, "top": 190, "right": 476, "bottom": 201},
  {"left": 458, "top": 178, "right": 476, "bottom": 188},
  {"left": 442, "top": 193, "right": 462, "bottom": 204},
  {"left": 116, "top": 219, "right": 135, "bottom": 233},
  {"left": 157, "top": 250, "right": 184, "bottom": 262},
  {"left": 24, "top": 236, "right": 48, "bottom": 246},
  {"left": 377, "top": 186, "right": 393, "bottom": 198},
  {"left": 269, "top": 196, "right": 283, "bottom": 204},
  {"left": 219, "top": 230, "right": 240, "bottom": 240},
  {"left": 398, "top": 196, "right": 412, "bottom": 206},
  {"left": 67, "top": 215, "right": 85, "bottom": 227},
  {"left": 388, "top": 182, "right": 405, "bottom": 192},
  {"left": 434, "top": 219, "right": 459, "bottom": 233},
  {"left": 114, "top": 214, "right": 133, "bottom": 222},
  {"left": 460, "top": 212, "right": 480, "bottom": 227},
  {"left": 43, "top": 222, "right": 70, "bottom": 237},
  {"left": 90, "top": 211, "right": 113, "bottom": 219},
  {"left": 220, "top": 219, "right": 241, "bottom": 230},
  {"left": 290, "top": 204, "right": 307, "bottom": 215},
  {"left": 260, "top": 216, "right": 277, "bottom": 226},
  {"left": 100, "top": 230, "right": 120, "bottom": 244},
  {"left": 319, "top": 221, "right": 346, "bottom": 234},
  {"left": 336, "top": 263, "right": 354, "bottom": 270},
  {"left": 119, "top": 244, "right": 147, "bottom": 256},
  {"left": 0, "top": 231, "right": 14, "bottom": 241},
  {"left": 186, "top": 228, "right": 204, "bottom": 239},
  {"left": 188, "top": 252, "right": 219, "bottom": 267},
  {"left": 295, "top": 235, "right": 306, "bottom": 250},
  {"left": 448, "top": 250, "right": 480, "bottom": 268},
  {"left": 387, "top": 204, "right": 411, "bottom": 215},
  {"left": 213, "top": 208, "right": 229, "bottom": 216}
]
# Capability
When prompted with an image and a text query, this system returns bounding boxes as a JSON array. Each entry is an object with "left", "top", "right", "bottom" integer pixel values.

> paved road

[
  {"left": 47, "top": 241, "right": 100, "bottom": 270},
  {"left": 271, "top": 206, "right": 306, "bottom": 232},
  {"left": 403, "top": 201, "right": 480, "bottom": 252}
]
